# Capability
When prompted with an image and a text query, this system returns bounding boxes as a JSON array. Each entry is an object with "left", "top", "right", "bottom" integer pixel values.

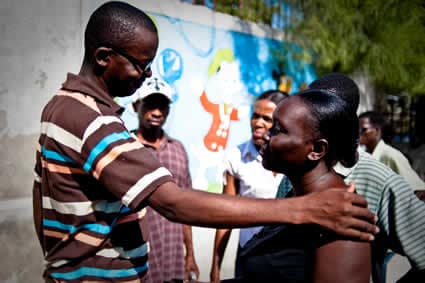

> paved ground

[{"left": 0, "top": 197, "right": 411, "bottom": 283}]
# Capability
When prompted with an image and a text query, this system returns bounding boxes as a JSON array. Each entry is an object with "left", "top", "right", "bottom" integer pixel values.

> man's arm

[
  {"left": 182, "top": 224, "right": 199, "bottom": 280},
  {"left": 377, "top": 175, "right": 425, "bottom": 270},
  {"left": 147, "top": 182, "right": 378, "bottom": 241},
  {"left": 210, "top": 172, "right": 238, "bottom": 283}
]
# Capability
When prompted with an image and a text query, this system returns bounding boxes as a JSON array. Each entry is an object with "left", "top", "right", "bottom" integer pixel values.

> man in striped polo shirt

[{"left": 32, "top": 2, "right": 378, "bottom": 282}]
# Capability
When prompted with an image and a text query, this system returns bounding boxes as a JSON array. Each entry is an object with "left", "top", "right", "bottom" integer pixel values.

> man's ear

[
  {"left": 94, "top": 47, "right": 113, "bottom": 68},
  {"left": 307, "top": 139, "right": 328, "bottom": 161},
  {"left": 375, "top": 127, "right": 383, "bottom": 140}
]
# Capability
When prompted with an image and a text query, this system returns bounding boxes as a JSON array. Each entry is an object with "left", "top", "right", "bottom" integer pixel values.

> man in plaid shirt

[{"left": 132, "top": 77, "right": 199, "bottom": 283}]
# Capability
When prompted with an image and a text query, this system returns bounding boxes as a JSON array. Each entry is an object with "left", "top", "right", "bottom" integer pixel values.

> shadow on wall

[
  {"left": 0, "top": 134, "right": 39, "bottom": 199},
  {"left": 0, "top": 197, "right": 44, "bottom": 282}
]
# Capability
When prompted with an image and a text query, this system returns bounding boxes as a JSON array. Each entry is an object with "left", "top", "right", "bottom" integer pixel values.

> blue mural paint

[
  {"left": 157, "top": 48, "right": 183, "bottom": 94},
  {"left": 117, "top": 12, "right": 316, "bottom": 192}
]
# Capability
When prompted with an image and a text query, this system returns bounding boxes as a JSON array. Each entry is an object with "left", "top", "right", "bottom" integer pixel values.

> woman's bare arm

[{"left": 313, "top": 239, "right": 371, "bottom": 283}]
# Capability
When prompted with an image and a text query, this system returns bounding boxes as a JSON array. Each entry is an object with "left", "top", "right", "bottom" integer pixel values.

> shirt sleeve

[
  {"left": 178, "top": 141, "right": 193, "bottom": 189},
  {"left": 377, "top": 174, "right": 425, "bottom": 270},
  {"left": 394, "top": 155, "right": 425, "bottom": 191},
  {"left": 223, "top": 146, "right": 241, "bottom": 181},
  {"left": 55, "top": 105, "right": 174, "bottom": 211}
]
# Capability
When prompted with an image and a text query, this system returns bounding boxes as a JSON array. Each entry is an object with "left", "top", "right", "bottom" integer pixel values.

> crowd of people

[{"left": 32, "top": 1, "right": 425, "bottom": 283}]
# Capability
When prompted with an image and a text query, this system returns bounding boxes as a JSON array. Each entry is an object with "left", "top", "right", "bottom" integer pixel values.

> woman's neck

[{"left": 290, "top": 162, "right": 345, "bottom": 196}]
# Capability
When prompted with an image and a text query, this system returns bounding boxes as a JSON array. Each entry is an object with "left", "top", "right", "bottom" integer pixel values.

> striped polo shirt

[
  {"left": 337, "top": 150, "right": 425, "bottom": 270},
  {"left": 33, "top": 73, "right": 174, "bottom": 282}
]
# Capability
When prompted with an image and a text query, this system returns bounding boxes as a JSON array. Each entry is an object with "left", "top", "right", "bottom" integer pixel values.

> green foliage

[
  {"left": 214, "top": 0, "right": 279, "bottom": 25},
  {"left": 209, "top": 0, "right": 425, "bottom": 95},
  {"left": 289, "top": 0, "right": 425, "bottom": 95}
]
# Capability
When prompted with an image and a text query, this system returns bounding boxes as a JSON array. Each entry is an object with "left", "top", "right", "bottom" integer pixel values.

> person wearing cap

[{"left": 132, "top": 77, "right": 199, "bottom": 283}]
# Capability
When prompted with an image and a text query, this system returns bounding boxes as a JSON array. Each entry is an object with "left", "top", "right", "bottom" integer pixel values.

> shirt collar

[
  {"left": 372, "top": 139, "right": 386, "bottom": 158},
  {"left": 241, "top": 139, "right": 262, "bottom": 162},
  {"left": 132, "top": 130, "right": 174, "bottom": 150},
  {"left": 61, "top": 73, "right": 124, "bottom": 114},
  {"left": 333, "top": 147, "right": 365, "bottom": 177}
]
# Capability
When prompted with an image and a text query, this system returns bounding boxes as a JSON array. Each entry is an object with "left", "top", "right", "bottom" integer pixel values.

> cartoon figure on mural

[{"left": 192, "top": 48, "right": 250, "bottom": 190}]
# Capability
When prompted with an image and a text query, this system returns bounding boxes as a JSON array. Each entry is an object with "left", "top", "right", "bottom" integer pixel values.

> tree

[
  {"left": 213, "top": 0, "right": 279, "bottom": 25},
  {"left": 289, "top": 0, "right": 425, "bottom": 97},
  {"left": 200, "top": 1, "right": 425, "bottom": 98}
]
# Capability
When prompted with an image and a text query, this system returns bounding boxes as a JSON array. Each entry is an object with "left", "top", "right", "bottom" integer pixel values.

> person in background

[
  {"left": 32, "top": 2, "right": 379, "bottom": 282},
  {"left": 210, "top": 90, "right": 288, "bottom": 283},
  {"left": 358, "top": 110, "right": 425, "bottom": 191},
  {"left": 132, "top": 77, "right": 199, "bottom": 283},
  {"left": 252, "top": 88, "right": 371, "bottom": 283},
  {"left": 301, "top": 73, "right": 425, "bottom": 282}
]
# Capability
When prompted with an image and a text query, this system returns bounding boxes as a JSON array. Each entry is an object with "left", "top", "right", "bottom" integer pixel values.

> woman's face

[
  {"left": 250, "top": 99, "right": 276, "bottom": 147},
  {"left": 261, "top": 96, "right": 315, "bottom": 174}
]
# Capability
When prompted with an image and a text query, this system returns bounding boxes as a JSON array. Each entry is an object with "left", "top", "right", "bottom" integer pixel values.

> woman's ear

[
  {"left": 94, "top": 47, "right": 113, "bottom": 68},
  {"left": 307, "top": 139, "right": 328, "bottom": 161}
]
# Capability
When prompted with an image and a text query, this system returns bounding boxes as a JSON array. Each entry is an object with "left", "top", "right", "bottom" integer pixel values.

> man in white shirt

[{"left": 359, "top": 110, "right": 425, "bottom": 191}]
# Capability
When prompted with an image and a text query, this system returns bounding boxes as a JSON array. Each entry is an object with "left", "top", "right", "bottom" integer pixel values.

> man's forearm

[
  {"left": 149, "top": 182, "right": 300, "bottom": 228},
  {"left": 148, "top": 182, "right": 378, "bottom": 241},
  {"left": 183, "top": 224, "right": 194, "bottom": 257}
]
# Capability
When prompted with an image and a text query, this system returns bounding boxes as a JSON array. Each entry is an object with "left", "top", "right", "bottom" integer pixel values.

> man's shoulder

[
  {"left": 41, "top": 89, "right": 124, "bottom": 140},
  {"left": 355, "top": 150, "right": 403, "bottom": 181},
  {"left": 166, "top": 135, "right": 188, "bottom": 152},
  {"left": 225, "top": 140, "right": 251, "bottom": 158},
  {"left": 380, "top": 141, "right": 403, "bottom": 156}
]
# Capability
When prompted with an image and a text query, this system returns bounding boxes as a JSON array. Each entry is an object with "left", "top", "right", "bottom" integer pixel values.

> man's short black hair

[
  {"left": 84, "top": 1, "right": 157, "bottom": 58},
  {"left": 308, "top": 73, "right": 360, "bottom": 113},
  {"left": 359, "top": 110, "right": 387, "bottom": 130}
]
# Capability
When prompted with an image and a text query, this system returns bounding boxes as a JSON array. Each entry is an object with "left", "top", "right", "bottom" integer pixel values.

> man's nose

[
  {"left": 152, "top": 107, "right": 166, "bottom": 117},
  {"left": 254, "top": 117, "right": 266, "bottom": 127}
]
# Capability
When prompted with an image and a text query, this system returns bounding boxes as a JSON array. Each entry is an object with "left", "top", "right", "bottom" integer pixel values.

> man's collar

[
  {"left": 241, "top": 140, "right": 261, "bottom": 162},
  {"left": 133, "top": 129, "right": 174, "bottom": 149},
  {"left": 371, "top": 139, "right": 386, "bottom": 158},
  {"left": 333, "top": 147, "right": 364, "bottom": 177},
  {"left": 61, "top": 73, "right": 124, "bottom": 114},
  {"left": 333, "top": 161, "right": 353, "bottom": 177}
]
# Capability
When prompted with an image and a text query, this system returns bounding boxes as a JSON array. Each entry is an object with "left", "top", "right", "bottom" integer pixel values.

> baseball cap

[{"left": 132, "top": 77, "right": 173, "bottom": 104}]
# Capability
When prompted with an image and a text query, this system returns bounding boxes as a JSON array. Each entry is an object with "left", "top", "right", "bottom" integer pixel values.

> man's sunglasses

[{"left": 108, "top": 46, "right": 152, "bottom": 73}]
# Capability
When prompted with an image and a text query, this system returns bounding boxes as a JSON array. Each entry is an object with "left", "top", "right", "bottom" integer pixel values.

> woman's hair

[
  {"left": 257, "top": 89, "right": 289, "bottom": 105},
  {"left": 308, "top": 73, "right": 360, "bottom": 113},
  {"left": 296, "top": 89, "right": 359, "bottom": 167}
]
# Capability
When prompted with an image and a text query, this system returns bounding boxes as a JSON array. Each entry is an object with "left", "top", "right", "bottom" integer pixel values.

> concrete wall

[{"left": 0, "top": 1, "right": 82, "bottom": 281}]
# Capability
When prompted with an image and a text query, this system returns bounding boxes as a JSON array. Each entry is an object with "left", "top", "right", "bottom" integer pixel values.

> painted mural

[{"left": 118, "top": 12, "right": 316, "bottom": 193}]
